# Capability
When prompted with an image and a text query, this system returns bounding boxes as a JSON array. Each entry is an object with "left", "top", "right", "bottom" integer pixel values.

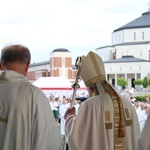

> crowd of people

[
  {"left": 49, "top": 93, "right": 81, "bottom": 135},
  {"left": 133, "top": 98, "right": 150, "bottom": 132},
  {"left": 1, "top": 44, "right": 150, "bottom": 150},
  {"left": 48, "top": 85, "right": 150, "bottom": 137},
  {"left": 122, "top": 90, "right": 150, "bottom": 133}
]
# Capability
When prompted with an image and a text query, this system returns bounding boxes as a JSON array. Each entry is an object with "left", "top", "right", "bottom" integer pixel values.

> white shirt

[{"left": 59, "top": 103, "right": 70, "bottom": 135}]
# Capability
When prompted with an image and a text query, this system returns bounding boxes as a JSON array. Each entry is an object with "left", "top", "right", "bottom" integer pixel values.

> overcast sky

[{"left": 0, "top": 0, "right": 149, "bottom": 64}]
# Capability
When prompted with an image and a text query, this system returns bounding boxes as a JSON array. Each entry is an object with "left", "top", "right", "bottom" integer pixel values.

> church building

[
  {"left": 27, "top": 48, "right": 77, "bottom": 83},
  {"left": 96, "top": 8, "right": 150, "bottom": 89}
]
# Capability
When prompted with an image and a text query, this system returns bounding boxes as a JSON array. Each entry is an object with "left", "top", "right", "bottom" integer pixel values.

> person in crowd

[
  {"left": 134, "top": 99, "right": 140, "bottom": 111},
  {"left": 64, "top": 51, "right": 140, "bottom": 150},
  {"left": 74, "top": 99, "right": 80, "bottom": 115},
  {"left": 49, "top": 95, "right": 60, "bottom": 125},
  {"left": 138, "top": 101, "right": 147, "bottom": 132},
  {"left": 140, "top": 102, "right": 150, "bottom": 131},
  {"left": 145, "top": 96, "right": 150, "bottom": 104},
  {"left": 59, "top": 98, "right": 70, "bottom": 135},
  {"left": 137, "top": 106, "right": 150, "bottom": 150},
  {"left": 49, "top": 95, "right": 55, "bottom": 111},
  {"left": 0, "top": 44, "right": 63, "bottom": 150}
]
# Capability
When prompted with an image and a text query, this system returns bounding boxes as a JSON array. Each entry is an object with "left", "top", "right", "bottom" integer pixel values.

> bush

[{"left": 135, "top": 95, "right": 150, "bottom": 102}]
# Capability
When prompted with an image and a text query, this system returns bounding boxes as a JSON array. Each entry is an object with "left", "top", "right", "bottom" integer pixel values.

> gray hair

[
  {"left": 0, "top": 44, "right": 31, "bottom": 66},
  {"left": 88, "top": 83, "right": 97, "bottom": 91}
]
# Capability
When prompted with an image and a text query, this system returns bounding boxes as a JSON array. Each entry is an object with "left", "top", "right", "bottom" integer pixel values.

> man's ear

[
  {"left": 25, "top": 62, "right": 30, "bottom": 72},
  {"left": 0, "top": 63, "right": 2, "bottom": 70}
]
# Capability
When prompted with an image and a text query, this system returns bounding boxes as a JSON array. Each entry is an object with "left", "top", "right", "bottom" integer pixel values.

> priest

[{"left": 64, "top": 51, "right": 140, "bottom": 150}]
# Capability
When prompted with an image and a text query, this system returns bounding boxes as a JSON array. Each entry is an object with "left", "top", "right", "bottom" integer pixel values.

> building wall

[
  {"left": 105, "top": 62, "right": 150, "bottom": 74},
  {"left": 124, "top": 28, "right": 150, "bottom": 43},
  {"left": 116, "top": 44, "right": 149, "bottom": 60},
  {"left": 112, "top": 27, "right": 150, "bottom": 45},
  {"left": 50, "top": 51, "right": 72, "bottom": 79},
  {"left": 27, "top": 50, "right": 77, "bottom": 83},
  {"left": 28, "top": 63, "right": 50, "bottom": 72},
  {"left": 105, "top": 61, "right": 150, "bottom": 88},
  {"left": 96, "top": 13, "right": 150, "bottom": 89},
  {"left": 112, "top": 30, "right": 124, "bottom": 45},
  {"left": 96, "top": 47, "right": 116, "bottom": 61}
]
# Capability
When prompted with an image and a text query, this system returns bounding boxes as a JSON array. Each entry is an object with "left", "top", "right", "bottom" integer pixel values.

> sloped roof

[
  {"left": 53, "top": 48, "right": 69, "bottom": 52},
  {"left": 104, "top": 55, "right": 148, "bottom": 63},
  {"left": 113, "top": 41, "right": 150, "bottom": 46},
  {"left": 30, "top": 61, "right": 49, "bottom": 67},
  {"left": 114, "top": 11, "right": 150, "bottom": 32}
]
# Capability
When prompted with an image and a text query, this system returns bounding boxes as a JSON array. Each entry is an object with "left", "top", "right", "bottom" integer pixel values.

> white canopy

[
  {"left": 32, "top": 77, "right": 72, "bottom": 89},
  {"left": 32, "top": 77, "right": 73, "bottom": 98},
  {"left": 32, "top": 77, "right": 88, "bottom": 98}
]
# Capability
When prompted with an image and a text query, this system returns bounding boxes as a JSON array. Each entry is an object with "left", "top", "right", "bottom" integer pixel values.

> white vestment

[
  {"left": 137, "top": 109, "right": 150, "bottom": 150},
  {"left": 59, "top": 103, "right": 70, "bottom": 135},
  {"left": 136, "top": 109, "right": 146, "bottom": 132},
  {"left": 65, "top": 95, "right": 140, "bottom": 150},
  {"left": 74, "top": 103, "right": 80, "bottom": 115},
  {"left": 0, "top": 71, "right": 63, "bottom": 150}
]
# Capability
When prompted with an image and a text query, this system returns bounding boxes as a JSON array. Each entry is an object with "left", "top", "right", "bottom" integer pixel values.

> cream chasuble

[
  {"left": 0, "top": 71, "right": 63, "bottom": 150},
  {"left": 65, "top": 95, "right": 140, "bottom": 150}
]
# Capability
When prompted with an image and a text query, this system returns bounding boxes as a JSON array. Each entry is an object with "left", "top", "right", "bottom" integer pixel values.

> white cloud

[{"left": 0, "top": 0, "right": 149, "bottom": 63}]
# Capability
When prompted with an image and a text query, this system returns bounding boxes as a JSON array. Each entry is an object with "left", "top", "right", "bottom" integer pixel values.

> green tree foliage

[
  {"left": 134, "top": 78, "right": 143, "bottom": 91},
  {"left": 149, "top": 78, "right": 150, "bottom": 86},
  {"left": 117, "top": 77, "right": 128, "bottom": 90},
  {"left": 142, "top": 77, "right": 149, "bottom": 89}
]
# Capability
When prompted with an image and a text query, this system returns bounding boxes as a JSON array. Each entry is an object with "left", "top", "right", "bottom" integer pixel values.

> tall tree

[
  {"left": 134, "top": 78, "right": 143, "bottom": 92},
  {"left": 143, "top": 77, "right": 149, "bottom": 94}
]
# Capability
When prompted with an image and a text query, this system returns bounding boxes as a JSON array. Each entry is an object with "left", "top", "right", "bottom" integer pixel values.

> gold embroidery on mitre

[
  {"left": 85, "top": 75, "right": 106, "bottom": 87},
  {"left": 0, "top": 116, "right": 8, "bottom": 123},
  {"left": 84, "top": 52, "right": 106, "bottom": 87},
  {"left": 90, "top": 52, "right": 102, "bottom": 74}
]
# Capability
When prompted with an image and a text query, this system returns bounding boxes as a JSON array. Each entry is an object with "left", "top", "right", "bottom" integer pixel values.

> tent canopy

[
  {"left": 32, "top": 77, "right": 72, "bottom": 90},
  {"left": 32, "top": 77, "right": 88, "bottom": 98}
]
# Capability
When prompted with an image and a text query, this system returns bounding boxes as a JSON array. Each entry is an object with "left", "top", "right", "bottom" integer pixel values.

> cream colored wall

[
  {"left": 105, "top": 62, "right": 150, "bottom": 75},
  {"left": 123, "top": 28, "right": 150, "bottom": 43},
  {"left": 96, "top": 47, "right": 116, "bottom": 61},
  {"left": 112, "top": 30, "right": 124, "bottom": 45},
  {"left": 116, "top": 44, "right": 149, "bottom": 60},
  {"left": 112, "top": 27, "right": 150, "bottom": 45},
  {"left": 105, "top": 61, "right": 150, "bottom": 88}
]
